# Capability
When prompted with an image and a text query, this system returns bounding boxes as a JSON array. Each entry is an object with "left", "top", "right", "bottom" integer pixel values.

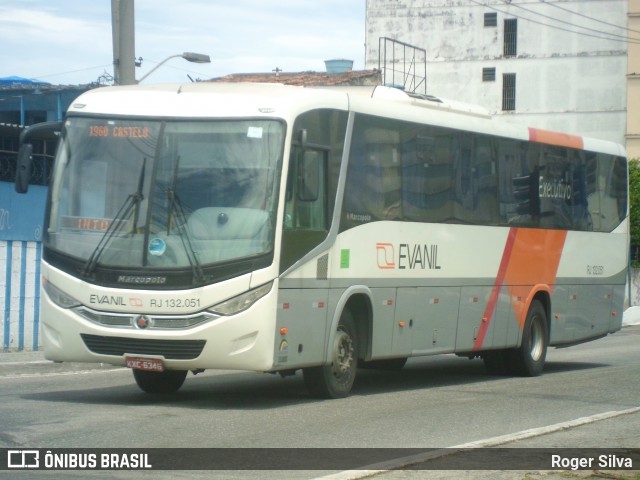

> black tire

[
  {"left": 132, "top": 369, "right": 187, "bottom": 394},
  {"left": 360, "top": 357, "right": 407, "bottom": 371},
  {"left": 506, "top": 300, "right": 548, "bottom": 376},
  {"left": 303, "top": 310, "right": 358, "bottom": 398}
]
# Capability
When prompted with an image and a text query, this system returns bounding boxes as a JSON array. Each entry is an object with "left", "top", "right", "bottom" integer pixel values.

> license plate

[{"left": 125, "top": 356, "right": 165, "bottom": 372}]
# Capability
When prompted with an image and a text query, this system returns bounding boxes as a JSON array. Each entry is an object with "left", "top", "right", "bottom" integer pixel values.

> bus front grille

[{"left": 80, "top": 334, "right": 206, "bottom": 360}]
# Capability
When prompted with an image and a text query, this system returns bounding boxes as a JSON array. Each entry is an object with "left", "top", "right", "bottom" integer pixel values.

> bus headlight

[
  {"left": 207, "top": 282, "right": 273, "bottom": 316},
  {"left": 42, "top": 278, "right": 81, "bottom": 309}
]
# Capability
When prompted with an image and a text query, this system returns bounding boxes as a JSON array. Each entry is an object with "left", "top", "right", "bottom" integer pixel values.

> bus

[{"left": 15, "top": 83, "right": 628, "bottom": 398}]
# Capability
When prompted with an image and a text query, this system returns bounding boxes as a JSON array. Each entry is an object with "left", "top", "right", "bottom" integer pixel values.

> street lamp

[{"left": 137, "top": 52, "right": 211, "bottom": 83}]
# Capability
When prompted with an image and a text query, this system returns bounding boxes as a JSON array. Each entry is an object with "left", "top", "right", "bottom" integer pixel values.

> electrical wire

[
  {"left": 540, "top": 0, "right": 640, "bottom": 36},
  {"left": 505, "top": 0, "right": 640, "bottom": 43},
  {"left": 31, "top": 64, "right": 114, "bottom": 81},
  {"left": 470, "top": 0, "right": 640, "bottom": 44}
]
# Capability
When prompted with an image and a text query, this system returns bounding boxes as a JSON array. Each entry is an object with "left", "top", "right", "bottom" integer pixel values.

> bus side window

[
  {"left": 423, "top": 133, "right": 455, "bottom": 221},
  {"left": 398, "top": 128, "right": 457, "bottom": 224},
  {"left": 343, "top": 127, "right": 401, "bottom": 225},
  {"left": 502, "top": 140, "right": 539, "bottom": 227},
  {"left": 594, "top": 154, "right": 628, "bottom": 232},
  {"left": 454, "top": 133, "right": 498, "bottom": 225},
  {"left": 569, "top": 151, "right": 591, "bottom": 231},
  {"left": 401, "top": 131, "right": 431, "bottom": 222}
]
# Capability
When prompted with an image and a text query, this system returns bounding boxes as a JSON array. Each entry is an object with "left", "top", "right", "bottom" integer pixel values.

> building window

[
  {"left": 484, "top": 12, "right": 497, "bottom": 27},
  {"left": 482, "top": 68, "right": 496, "bottom": 82},
  {"left": 504, "top": 18, "right": 518, "bottom": 56},
  {"left": 502, "top": 73, "right": 516, "bottom": 111}
]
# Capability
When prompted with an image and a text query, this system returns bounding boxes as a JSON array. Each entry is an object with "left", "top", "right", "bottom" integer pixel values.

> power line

[
  {"left": 33, "top": 64, "right": 114, "bottom": 81},
  {"left": 505, "top": 0, "right": 640, "bottom": 43},
  {"left": 540, "top": 0, "right": 640, "bottom": 36},
  {"left": 470, "top": 0, "right": 640, "bottom": 45}
]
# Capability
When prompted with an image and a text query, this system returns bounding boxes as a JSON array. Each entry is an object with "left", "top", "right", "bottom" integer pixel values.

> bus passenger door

[{"left": 280, "top": 146, "right": 329, "bottom": 272}]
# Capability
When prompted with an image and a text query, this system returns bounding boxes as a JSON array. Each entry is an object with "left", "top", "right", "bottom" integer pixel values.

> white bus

[{"left": 16, "top": 83, "right": 628, "bottom": 398}]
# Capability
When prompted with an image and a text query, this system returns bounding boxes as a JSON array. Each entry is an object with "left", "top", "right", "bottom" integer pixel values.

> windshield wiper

[
  {"left": 82, "top": 158, "right": 147, "bottom": 277},
  {"left": 166, "top": 155, "right": 205, "bottom": 284}
]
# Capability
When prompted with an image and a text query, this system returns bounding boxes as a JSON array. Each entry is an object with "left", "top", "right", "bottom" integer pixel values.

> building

[
  {"left": 365, "top": 0, "right": 628, "bottom": 147},
  {"left": 628, "top": 0, "right": 640, "bottom": 159},
  {"left": 0, "top": 79, "right": 93, "bottom": 351}
]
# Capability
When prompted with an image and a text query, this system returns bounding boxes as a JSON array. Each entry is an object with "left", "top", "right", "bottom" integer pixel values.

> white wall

[
  {"left": 1, "top": 240, "right": 41, "bottom": 351},
  {"left": 366, "top": 0, "right": 628, "bottom": 144}
]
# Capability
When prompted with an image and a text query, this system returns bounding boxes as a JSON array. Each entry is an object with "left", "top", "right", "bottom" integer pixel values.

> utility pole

[{"left": 111, "top": 0, "right": 136, "bottom": 85}]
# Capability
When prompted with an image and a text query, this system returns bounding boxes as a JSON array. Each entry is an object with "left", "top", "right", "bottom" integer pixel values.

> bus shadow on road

[
  {"left": 351, "top": 355, "right": 609, "bottom": 396},
  {"left": 20, "top": 354, "right": 610, "bottom": 410},
  {"left": 540, "top": 360, "right": 610, "bottom": 374}
]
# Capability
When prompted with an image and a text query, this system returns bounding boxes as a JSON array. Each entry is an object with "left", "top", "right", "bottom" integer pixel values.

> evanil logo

[{"left": 376, "top": 243, "right": 441, "bottom": 270}]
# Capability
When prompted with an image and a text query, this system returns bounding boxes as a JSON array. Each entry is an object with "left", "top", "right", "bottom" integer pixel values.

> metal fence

[{"left": 1, "top": 182, "right": 47, "bottom": 351}]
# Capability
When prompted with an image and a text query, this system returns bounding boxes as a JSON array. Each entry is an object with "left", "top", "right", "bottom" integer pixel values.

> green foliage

[{"left": 629, "top": 159, "right": 640, "bottom": 266}]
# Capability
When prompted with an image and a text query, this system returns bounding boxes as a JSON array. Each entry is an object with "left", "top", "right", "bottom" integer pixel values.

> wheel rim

[
  {"left": 331, "top": 329, "right": 354, "bottom": 381},
  {"left": 529, "top": 315, "right": 545, "bottom": 361}
]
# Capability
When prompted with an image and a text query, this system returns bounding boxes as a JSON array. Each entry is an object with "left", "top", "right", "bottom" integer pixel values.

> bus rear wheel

[
  {"left": 132, "top": 369, "right": 188, "bottom": 394},
  {"left": 507, "top": 300, "right": 548, "bottom": 376},
  {"left": 303, "top": 310, "right": 358, "bottom": 399}
]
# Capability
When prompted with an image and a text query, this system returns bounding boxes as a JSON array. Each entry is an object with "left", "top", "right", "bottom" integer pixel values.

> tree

[{"left": 629, "top": 159, "right": 640, "bottom": 266}]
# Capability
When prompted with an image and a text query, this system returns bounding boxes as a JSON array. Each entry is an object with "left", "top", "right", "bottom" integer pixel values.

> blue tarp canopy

[{"left": 0, "top": 76, "right": 50, "bottom": 86}]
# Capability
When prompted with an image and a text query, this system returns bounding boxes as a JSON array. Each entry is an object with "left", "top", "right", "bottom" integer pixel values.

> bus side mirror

[
  {"left": 298, "top": 128, "right": 308, "bottom": 148},
  {"left": 14, "top": 120, "right": 63, "bottom": 194},
  {"left": 15, "top": 143, "right": 33, "bottom": 194}
]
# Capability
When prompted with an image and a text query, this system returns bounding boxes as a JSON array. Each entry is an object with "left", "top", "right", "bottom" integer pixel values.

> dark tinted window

[{"left": 341, "top": 113, "right": 627, "bottom": 233}]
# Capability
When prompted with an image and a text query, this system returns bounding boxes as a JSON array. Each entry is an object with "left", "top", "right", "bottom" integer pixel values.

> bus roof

[{"left": 68, "top": 82, "right": 626, "bottom": 158}]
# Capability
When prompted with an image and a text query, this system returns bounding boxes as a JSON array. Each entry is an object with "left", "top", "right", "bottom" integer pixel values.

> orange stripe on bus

[
  {"left": 504, "top": 229, "right": 567, "bottom": 328},
  {"left": 473, "top": 228, "right": 567, "bottom": 350},
  {"left": 528, "top": 127, "right": 584, "bottom": 150},
  {"left": 474, "top": 228, "right": 517, "bottom": 349}
]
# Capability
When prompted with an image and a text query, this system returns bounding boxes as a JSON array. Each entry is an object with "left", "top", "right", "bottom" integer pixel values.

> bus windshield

[{"left": 45, "top": 117, "right": 285, "bottom": 288}]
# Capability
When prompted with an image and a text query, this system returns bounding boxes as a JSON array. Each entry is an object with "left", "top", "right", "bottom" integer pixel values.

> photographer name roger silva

[{"left": 552, "top": 454, "right": 634, "bottom": 471}]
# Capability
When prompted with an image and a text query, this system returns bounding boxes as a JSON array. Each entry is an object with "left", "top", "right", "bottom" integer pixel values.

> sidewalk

[
  {"left": 622, "top": 306, "right": 640, "bottom": 326},
  {"left": 0, "top": 349, "right": 117, "bottom": 376}
]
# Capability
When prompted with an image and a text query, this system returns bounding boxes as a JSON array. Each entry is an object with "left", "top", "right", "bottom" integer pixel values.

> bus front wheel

[
  {"left": 132, "top": 369, "right": 188, "bottom": 394},
  {"left": 303, "top": 310, "right": 358, "bottom": 399}
]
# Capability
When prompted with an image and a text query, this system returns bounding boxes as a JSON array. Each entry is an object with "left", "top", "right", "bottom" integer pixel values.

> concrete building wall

[{"left": 366, "top": 0, "right": 628, "bottom": 145}]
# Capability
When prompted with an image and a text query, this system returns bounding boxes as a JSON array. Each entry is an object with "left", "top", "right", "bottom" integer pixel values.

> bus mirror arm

[{"left": 297, "top": 128, "right": 331, "bottom": 151}]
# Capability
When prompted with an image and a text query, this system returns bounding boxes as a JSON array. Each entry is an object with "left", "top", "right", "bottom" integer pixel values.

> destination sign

[
  {"left": 88, "top": 125, "right": 150, "bottom": 139},
  {"left": 60, "top": 216, "right": 127, "bottom": 232}
]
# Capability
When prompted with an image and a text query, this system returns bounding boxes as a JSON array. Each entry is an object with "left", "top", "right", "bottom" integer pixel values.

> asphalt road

[{"left": 0, "top": 325, "right": 638, "bottom": 479}]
